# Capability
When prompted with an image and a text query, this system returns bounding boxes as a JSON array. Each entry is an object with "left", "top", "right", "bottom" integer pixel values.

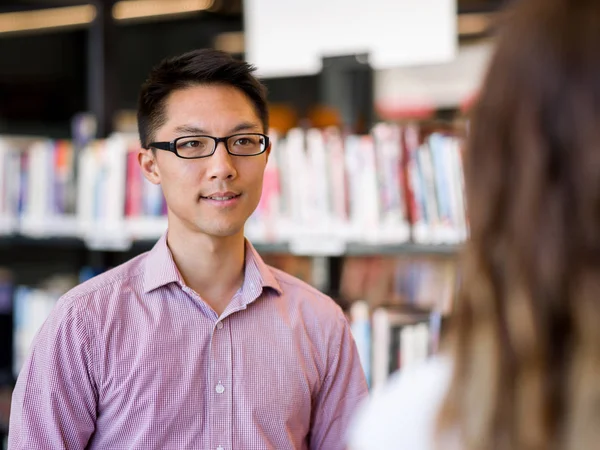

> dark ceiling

[
  {"left": 0, "top": 0, "right": 507, "bottom": 138},
  {"left": 0, "top": 0, "right": 241, "bottom": 14},
  {"left": 1, "top": 0, "right": 507, "bottom": 14}
]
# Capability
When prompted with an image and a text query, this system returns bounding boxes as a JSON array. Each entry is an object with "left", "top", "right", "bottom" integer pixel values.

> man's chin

[{"left": 196, "top": 223, "right": 244, "bottom": 239}]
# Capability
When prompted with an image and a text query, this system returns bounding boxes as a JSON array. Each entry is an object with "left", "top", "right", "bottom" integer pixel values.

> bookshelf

[
  {"left": 0, "top": 123, "right": 466, "bottom": 251},
  {"left": 0, "top": 120, "right": 466, "bottom": 393}
]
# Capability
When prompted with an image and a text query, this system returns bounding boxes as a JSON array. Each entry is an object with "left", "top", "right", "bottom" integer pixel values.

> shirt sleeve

[
  {"left": 8, "top": 296, "right": 98, "bottom": 450},
  {"left": 309, "top": 311, "right": 370, "bottom": 450}
]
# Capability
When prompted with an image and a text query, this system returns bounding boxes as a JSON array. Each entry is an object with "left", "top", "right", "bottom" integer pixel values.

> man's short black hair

[{"left": 137, "top": 48, "right": 269, "bottom": 148}]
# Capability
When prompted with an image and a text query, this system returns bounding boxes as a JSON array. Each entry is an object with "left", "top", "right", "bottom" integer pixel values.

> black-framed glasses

[{"left": 145, "top": 133, "right": 270, "bottom": 159}]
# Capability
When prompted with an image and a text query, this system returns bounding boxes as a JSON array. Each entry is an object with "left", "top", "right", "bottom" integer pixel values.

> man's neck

[{"left": 166, "top": 224, "right": 246, "bottom": 316}]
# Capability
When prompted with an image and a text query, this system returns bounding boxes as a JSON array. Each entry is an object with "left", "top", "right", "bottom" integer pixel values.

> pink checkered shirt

[{"left": 9, "top": 234, "right": 368, "bottom": 450}]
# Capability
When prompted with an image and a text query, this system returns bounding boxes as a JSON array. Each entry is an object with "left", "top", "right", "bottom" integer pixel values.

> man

[{"left": 8, "top": 49, "right": 368, "bottom": 449}]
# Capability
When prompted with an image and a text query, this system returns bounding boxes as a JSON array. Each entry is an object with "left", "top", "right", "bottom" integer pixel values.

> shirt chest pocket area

[{"left": 233, "top": 341, "right": 315, "bottom": 426}]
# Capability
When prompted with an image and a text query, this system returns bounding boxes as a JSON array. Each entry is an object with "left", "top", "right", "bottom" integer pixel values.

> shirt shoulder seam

[
  {"left": 61, "top": 267, "right": 146, "bottom": 304},
  {"left": 269, "top": 267, "right": 333, "bottom": 299}
]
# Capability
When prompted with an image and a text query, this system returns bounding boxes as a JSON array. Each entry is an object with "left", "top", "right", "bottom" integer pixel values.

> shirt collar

[
  {"left": 240, "top": 238, "right": 283, "bottom": 304},
  {"left": 143, "top": 233, "right": 183, "bottom": 293},
  {"left": 143, "top": 232, "right": 283, "bottom": 299}
]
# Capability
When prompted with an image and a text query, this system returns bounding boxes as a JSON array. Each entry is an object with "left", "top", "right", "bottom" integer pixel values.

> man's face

[{"left": 139, "top": 84, "right": 269, "bottom": 239}]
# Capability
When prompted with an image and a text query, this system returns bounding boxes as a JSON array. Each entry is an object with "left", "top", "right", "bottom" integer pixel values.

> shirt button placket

[{"left": 211, "top": 317, "right": 232, "bottom": 450}]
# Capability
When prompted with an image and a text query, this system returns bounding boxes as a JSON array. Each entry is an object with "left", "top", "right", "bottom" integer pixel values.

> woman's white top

[{"left": 348, "top": 356, "right": 454, "bottom": 450}]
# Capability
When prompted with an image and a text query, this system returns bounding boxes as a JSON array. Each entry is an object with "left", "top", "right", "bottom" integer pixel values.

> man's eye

[
  {"left": 177, "top": 139, "right": 208, "bottom": 151},
  {"left": 235, "top": 138, "right": 253, "bottom": 146}
]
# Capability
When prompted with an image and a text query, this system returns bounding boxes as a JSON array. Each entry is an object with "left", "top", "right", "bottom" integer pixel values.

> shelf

[
  {"left": 0, "top": 213, "right": 463, "bottom": 255},
  {"left": 0, "top": 217, "right": 18, "bottom": 236},
  {"left": 346, "top": 242, "right": 460, "bottom": 256},
  {"left": 0, "top": 234, "right": 85, "bottom": 249},
  {"left": 19, "top": 216, "right": 80, "bottom": 239},
  {"left": 257, "top": 241, "right": 461, "bottom": 256},
  {"left": 0, "top": 233, "right": 461, "bottom": 256}
]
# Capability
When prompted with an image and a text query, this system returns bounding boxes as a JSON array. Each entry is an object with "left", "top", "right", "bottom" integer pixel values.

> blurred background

[{"left": 0, "top": 0, "right": 507, "bottom": 446}]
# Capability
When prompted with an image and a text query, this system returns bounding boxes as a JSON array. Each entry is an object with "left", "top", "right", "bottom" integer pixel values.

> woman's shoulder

[{"left": 348, "top": 355, "right": 453, "bottom": 450}]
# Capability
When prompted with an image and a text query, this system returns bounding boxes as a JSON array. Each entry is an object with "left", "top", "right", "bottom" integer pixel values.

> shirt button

[
  {"left": 216, "top": 321, "right": 224, "bottom": 330},
  {"left": 216, "top": 383, "right": 225, "bottom": 394}
]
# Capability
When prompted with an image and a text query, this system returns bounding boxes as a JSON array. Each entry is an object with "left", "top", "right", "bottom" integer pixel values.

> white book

[
  {"left": 371, "top": 307, "right": 392, "bottom": 392},
  {"left": 400, "top": 322, "right": 430, "bottom": 371},
  {"left": 76, "top": 141, "right": 97, "bottom": 237},
  {"left": 13, "top": 287, "right": 58, "bottom": 377},
  {"left": 270, "top": 131, "right": 290, "bottom": 220},
  {"left": 306, "top": 128, "right": 331, "bottom": 230},
  {"left": 417, "top": 142, "right": 440, "bottom": 243},
  {"left": 371, "top": 308, "right": 430, "bottom": 391},
  {"left": 103, "top": 133, "right": 129, "bottom": 228},
  {"left": 285, "top": 128, "right": 309, "bottom": 232},
  {"left": 439, "top": 135, "right": 463, "bottom": 243},
  {"left": 344, "top": 135, "right": 379, "bottom": 241},
  {"left": 400, "top": 326, "right": 416, "bottom": 369},
  {"left": 360, "top": 135, "right": 380, "bottom": 239},
  {"left": 448, "top": 138, "right": 468, "bottom": 241},
  {"left": 22, "top": 140, "right": 52, "bottom": 236},
  {"left": 414, "top": 322, "right": 431, "bottom": 363}
]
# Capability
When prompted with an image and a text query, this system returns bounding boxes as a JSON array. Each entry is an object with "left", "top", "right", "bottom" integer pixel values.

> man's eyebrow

[
  {"left": 172, "top": 122, "right": 262, "bottom": 136},
  {"left": 173, "top": 124, "right": 207, "bottom": 135},
  {"left": 229, "top": 122, "right": 262, "bottom": 134}
]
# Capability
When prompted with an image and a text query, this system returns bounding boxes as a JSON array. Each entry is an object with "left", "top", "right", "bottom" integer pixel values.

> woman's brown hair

[{"left": 436, "top": 0, "right": 600, "bottom": 448}]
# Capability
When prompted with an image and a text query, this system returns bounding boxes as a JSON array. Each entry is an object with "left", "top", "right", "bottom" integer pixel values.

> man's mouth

[{"left": 201, "top": 193, "right": 241, "bottom": 201}]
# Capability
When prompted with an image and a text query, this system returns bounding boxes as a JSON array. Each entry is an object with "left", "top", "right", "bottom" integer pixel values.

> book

[
  {"left": 12, "top": 273, "right": 78, "bottom": 377},
  {"left": 340, "top": 254, "right": 457, "bottom": 314},
  {"left": 371, "top": 307, "right": 431, "bottom": 391},
  {"left": 0, "top": 123, "right": 466, "bottom": 251}
]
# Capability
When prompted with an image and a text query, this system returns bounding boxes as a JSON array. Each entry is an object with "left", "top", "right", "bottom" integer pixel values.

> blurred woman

[{"left": 348, "top": 0, "right": 600, "bottom": 448}]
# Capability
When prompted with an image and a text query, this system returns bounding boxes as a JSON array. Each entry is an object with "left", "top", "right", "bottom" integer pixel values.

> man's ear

[
  {"left": 265, "top": 142, "right": 272, "bottom": 163},
  {"left": 138, "top": 148, "right": 161, "bottom": 185}
]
